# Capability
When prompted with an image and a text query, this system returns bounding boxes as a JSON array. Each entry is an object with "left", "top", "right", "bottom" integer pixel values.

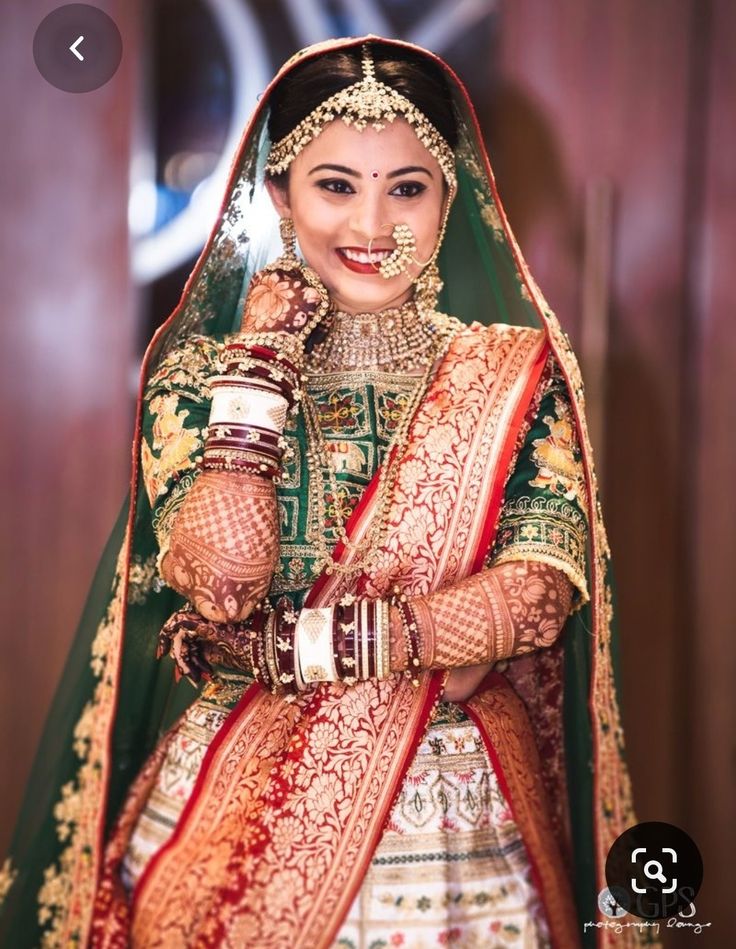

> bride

[{"left": 0, "top": 36, "right": 650, "bottom": 949}]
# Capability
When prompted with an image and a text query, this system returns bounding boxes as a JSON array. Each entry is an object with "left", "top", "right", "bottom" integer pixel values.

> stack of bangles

[
  {"left": 246, "top": 593, "right": 421, "bottom": 698},
  {"left": 201, "top": 335, "right": 304, "bottom": 480}
]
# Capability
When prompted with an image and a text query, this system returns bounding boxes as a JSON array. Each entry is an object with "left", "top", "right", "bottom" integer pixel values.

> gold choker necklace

[{"left": 307, "top": 299, "right": 441, "bottom": 374}]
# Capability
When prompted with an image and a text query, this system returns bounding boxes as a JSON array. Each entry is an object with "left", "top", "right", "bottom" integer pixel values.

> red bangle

[{"left": 274, "top": 599, "right": 298, "bottom": 695}]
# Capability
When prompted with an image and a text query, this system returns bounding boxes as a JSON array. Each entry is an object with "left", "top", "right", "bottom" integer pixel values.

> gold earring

[
  {"left": 279, "top": 216, "right": 299, "bottom": 266},
  {"left": 412, "top": 190, "right": 453, "bottom": 311},
  {"left": 414, "top": 261, "right": 443, "bottom": 312}
]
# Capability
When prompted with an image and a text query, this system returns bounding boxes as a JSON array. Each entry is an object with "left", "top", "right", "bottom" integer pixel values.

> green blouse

[{"left": 140, "top": 334, "right": 589, "bottom": 618}]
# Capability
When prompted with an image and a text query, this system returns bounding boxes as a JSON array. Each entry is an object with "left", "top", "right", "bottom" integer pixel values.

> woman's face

[{"left": 267, "top": 117, "right": 448, "bottom": 314}]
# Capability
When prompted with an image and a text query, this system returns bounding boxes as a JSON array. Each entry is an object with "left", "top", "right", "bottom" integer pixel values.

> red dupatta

[{"left": 90, "top": 321, "right": 578, "bottom": 947}]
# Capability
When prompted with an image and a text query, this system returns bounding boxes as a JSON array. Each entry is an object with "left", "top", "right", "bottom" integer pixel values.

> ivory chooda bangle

[
  {"left": 295, "top": 607, "right": 338, "bottom": 685},
  {"left": 208, "top": 378, "right": 289, "bottom": 434}
]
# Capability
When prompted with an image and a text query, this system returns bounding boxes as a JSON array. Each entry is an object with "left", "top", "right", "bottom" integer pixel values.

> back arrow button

[{"left": 70, "top": 35, "right": 85, "bottom": 61}]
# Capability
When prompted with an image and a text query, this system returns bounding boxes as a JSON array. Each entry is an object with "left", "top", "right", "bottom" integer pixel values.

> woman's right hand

[{"left": 240, "top": 266, "right": 326, "bottom": 339}]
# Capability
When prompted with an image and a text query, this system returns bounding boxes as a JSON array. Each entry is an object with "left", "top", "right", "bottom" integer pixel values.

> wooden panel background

[
  {"left": 494, "top": 1, "right": 734, "bottom": 944},
  {"left": 0, "top": 0, "right": 138, "bottom": 854}
]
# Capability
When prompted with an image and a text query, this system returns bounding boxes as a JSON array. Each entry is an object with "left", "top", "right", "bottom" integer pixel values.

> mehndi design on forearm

[
  {"left": 388, "top": 560, "right": 573, "bottom": 673},
  {"left": 161, "top": 470, "right": 280, "bottom": 622}
]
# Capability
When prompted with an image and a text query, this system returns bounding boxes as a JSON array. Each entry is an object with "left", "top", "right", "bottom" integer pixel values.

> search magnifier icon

[{"left": 643, "top": 860, "right": 667, "bottom": 883}]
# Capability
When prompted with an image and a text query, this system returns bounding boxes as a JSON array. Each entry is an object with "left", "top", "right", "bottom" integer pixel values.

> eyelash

[{"left": 317, "top": 179, "right": 427, "bottom": 198}]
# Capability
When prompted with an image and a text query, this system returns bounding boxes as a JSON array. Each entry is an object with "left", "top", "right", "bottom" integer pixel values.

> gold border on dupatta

[{"left": 36, "top": 535, "right": 130, "bottom": 947}]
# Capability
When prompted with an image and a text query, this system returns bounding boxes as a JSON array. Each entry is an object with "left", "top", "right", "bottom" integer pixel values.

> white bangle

[
  {"left": 208, "top": 379, "right": 288, "bottom": 434},
  {"left": 296, "top": 607, "right": 338, "bottom": 685}
]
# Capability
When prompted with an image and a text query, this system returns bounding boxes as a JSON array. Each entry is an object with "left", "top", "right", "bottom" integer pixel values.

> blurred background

[{"left": 1, "top": 1, "right": 733, "bottom": 944}]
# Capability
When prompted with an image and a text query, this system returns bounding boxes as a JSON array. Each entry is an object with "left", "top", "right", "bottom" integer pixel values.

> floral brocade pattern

[{"left": 105, "top": 322, "right": 583, "bottom": 947}]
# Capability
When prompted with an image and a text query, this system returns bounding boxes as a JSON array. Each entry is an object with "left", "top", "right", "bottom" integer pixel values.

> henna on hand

[
  {"left": 160, "top": 470, "right": 280, "bottom": 622},
  {"left": 389, "top": 561, "right": 574, "bottom": 675}
]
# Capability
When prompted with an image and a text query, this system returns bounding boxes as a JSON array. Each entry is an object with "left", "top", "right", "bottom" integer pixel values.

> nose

[{"left": 348, "top": 191, "right": 388, "bottom": 245}]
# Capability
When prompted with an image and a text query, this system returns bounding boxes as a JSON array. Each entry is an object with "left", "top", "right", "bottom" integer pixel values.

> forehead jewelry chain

[{"left": 265, "top": 45, "right": 457, "bottom": 192}]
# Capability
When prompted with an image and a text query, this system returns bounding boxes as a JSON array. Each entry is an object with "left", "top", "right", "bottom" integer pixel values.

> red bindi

[{"left": 370, "top": 170, "right": 380, "bottom": 179}]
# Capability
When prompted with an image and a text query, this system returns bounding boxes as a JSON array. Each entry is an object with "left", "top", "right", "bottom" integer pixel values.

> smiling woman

[
  {"left": 0, "top": 37, "right": 652, "bottom": 949},
  {"left": 267, "top": 120, "right": 447, "bottom": 312}
]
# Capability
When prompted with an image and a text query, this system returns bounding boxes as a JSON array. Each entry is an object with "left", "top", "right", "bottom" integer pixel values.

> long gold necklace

[{"left": 301, "top": 300, "right": 460, "bottom": 577}]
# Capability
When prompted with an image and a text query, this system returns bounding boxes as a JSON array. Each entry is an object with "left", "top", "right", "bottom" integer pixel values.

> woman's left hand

[{"left": 441, "top": 663, "right": 495, "bottom": 702}]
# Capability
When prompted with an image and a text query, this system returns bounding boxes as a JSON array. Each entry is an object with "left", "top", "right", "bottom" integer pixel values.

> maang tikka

[{"left": 265, "top": 45, "right": 457, "bottom": 193}]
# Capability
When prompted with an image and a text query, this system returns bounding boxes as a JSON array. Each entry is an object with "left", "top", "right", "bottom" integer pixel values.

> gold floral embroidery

[
  {"left": 37, "top": 540, "right": 127, "bottom": 946},
  {"left": 456, "top": 134, "right": 506, "bottom": 244},
  {"left": 0, "top": 858, "right": 17, "bottom": 907},
  {"left": 490, "top": 496, "right": 589, "bottom": 605},
  {"left": 127, "top": 553, "right": 159, "bottom": 604},
  {"left": 141, "top": 393, "right": 202, "bottom": 504},
  {"left": 148, "top": 334, "right": 220, "bottom": 400},
  {"left": 529, "top": 393, "right": 586, "bottom": 511}
]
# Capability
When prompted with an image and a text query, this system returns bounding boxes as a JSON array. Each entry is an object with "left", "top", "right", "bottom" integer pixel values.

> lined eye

[
  {"left": 317, "top": 178, "right": 355, "bottom": 194},
  {"left": 390, "top": 181, "right": 427, "bottom": 198}
]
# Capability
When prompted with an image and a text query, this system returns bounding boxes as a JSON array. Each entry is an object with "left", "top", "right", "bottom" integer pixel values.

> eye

[
  {"left": 390, "top": 181, "right": 427, "bottom": 198},
  {"left": 316, "top": 178, "right": 355, "bottom": 195}
]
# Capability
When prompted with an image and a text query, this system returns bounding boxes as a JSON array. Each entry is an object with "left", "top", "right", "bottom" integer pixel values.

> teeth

[{"left": 342, "top": 248, "right": 392, "bottom": 264}]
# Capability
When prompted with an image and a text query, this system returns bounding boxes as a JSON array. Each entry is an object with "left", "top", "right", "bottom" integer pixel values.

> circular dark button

[
  {"left": 605, "top": 821, "right": 703, "bottom": 919},
  {"left": 33, "top": 4, "right": 122, "bottom": 93}
]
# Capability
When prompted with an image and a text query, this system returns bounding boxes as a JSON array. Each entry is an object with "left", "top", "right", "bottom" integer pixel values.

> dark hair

[{"left": 266, "top": 42, "right": 458, "bottom": 184}]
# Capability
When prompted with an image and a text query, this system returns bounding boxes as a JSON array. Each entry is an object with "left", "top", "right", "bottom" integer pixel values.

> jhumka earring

[
  {"left": 414, "top": 261, "right": 444, "bottom": 312},
  {"left": 278, "top": 216, "right": 299, "bottom": 266}
]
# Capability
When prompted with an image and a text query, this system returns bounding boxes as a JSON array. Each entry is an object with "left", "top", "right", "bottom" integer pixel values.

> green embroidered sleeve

[
  {"left": 140, "top": 335, "right": 221, "bottom": 563},
  {"left": 487, "top": 357, "right": 590, "bottom": 605}
]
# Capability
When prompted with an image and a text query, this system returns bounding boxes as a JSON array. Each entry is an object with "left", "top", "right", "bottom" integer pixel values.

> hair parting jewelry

[{"left": 265, "top": 45, "right": 457, "bottom": 193}]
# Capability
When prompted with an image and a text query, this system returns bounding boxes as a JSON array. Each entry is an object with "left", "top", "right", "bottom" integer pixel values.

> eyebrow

[{"left": 308, "top": 163, "right": 433, "bottom": 179}]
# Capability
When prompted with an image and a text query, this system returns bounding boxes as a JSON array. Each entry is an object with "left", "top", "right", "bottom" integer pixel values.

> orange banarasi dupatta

[{"left": 90, "top": 321, "right": 582, "bottom": 948}]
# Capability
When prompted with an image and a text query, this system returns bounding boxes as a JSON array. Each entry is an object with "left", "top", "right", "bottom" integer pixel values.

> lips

[{"left": 336, "top": 246, "right": 394, "bottom": 275}]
